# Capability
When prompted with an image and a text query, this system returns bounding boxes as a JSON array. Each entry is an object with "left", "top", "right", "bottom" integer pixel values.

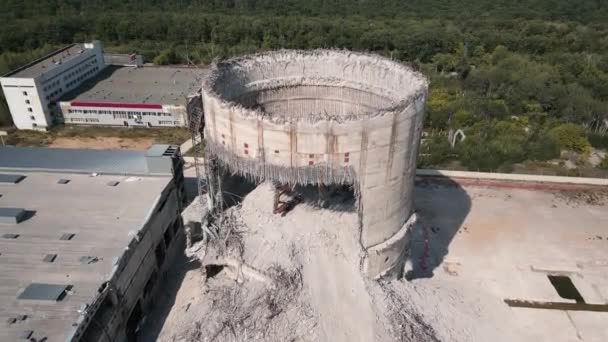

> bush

[
  {"left": 457, "top": 120, "right": 528, "bottom": 171},
  {"left": 548, "top": 123, "right": 591, "bottom": 154},
  {"left": 527, "top": 132, "right": 560, "bottom": 161},
  {"left": 417, "top": 133, "right": 454, "bottom": 168}
]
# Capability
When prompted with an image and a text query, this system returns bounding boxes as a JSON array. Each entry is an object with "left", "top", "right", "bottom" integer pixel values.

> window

[
  {"left": 154, "top": 242, "right": 165, "bottom": 268},
  {"left": 30, "top": 116, "right": 35, "bottom": 121},
  {"left": 27, "top": 107, "right": 32, "bottom": 112},
  {"left": 163, "top": 226, "right": 173, "bottom": 246},
  {"left": 25, "top": 99, "right": 30, "bottom": 104},
  {"left": 22, "top": 91, "right": 28, "bottom": 96},
  {"left": 32, "top": 123, "right": 38, "bottom": 128}
]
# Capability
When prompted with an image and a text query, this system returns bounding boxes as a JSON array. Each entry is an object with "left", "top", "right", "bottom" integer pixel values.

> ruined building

[{"left": 190, "top": 50, "right": 428, "bottom": 278}]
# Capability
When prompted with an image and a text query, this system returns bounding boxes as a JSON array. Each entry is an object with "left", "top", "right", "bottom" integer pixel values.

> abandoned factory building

[{"left": 0, "top": 144, "right": 185, "bottom": 341}]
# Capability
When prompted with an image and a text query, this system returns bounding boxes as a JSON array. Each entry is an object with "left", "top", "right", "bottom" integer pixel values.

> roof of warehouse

[
  {"left": 0, "top": 169, "right": 171, "bottom": 341},
  {"left": 0, "top": 145, "right": 173, "bottom": 176},
  {"left": 61, "top": 65, "right": 205, "bottom": 106},
  {"left": 2, "top": 44, "right": 86, "bottom": 79}
]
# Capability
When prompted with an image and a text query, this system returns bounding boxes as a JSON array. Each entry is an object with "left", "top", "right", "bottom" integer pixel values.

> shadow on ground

[
  {"left": 406, "top": 176, "right": 471, "bottom": 280},
  {"left": 137, "top": 242, "right": 201, "bottom": 342}
]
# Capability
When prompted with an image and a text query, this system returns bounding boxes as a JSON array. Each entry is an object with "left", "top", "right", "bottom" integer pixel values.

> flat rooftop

[
  {"left": 62, "top": 65, "right": 205, "bottom": 106},
  {"left": 0, "top": 145, "right": 176, "bottom": 176},
  {"left": 3, "top": 44, "right": 86, "bottom": 79},
  {"left": 0, "top": 170, "right": 171, "bottom": 341},
  {"left": 409, "top": 178, "right": 608, "bottom": 342}
]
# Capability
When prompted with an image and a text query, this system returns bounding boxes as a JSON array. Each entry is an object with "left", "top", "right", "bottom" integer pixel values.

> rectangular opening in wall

[
  {"left": 163, "top": 226, "right": 173, "bottom": 246},
  {"left": 154, "top": 242, "right": 165, "bottom": 268},
  {"left": 144, "top": 270, "right": 158, "bottom": 298},
  {"left": 548, "top": 275, "right": 585, "bottom": 303}
]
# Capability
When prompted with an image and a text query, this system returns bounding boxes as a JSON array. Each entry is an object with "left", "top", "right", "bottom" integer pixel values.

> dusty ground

[
  {"left": 49, "top": 137, "right": 155, "bottom": 150},
  {"left": 141, "top": 176, "right": 608, "bottom": 342},
  {"left": 5, "top": 126, "right": 191, "bottom": 150}
]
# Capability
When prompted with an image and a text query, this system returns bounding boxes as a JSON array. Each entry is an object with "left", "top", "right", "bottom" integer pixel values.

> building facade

[
  {"left": 59, "top": 101, "right": 188, "bottom": 128},
  {"left": 57, "top": 65, "right": 201, "bottom": 128},
  {"left": 0, "top": 42, "right": 105, "bottom": 130}
]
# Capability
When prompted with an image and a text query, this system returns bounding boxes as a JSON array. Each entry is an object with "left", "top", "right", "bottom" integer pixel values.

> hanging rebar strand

[
  {"left": 202, "top": 153, "right": 222, "bottom": 240},
  {"left": 272, "top": 181, "right": 281, "bottom": 214},
  {"left": 318, "top": 184, "right": 329, "bottom": 209}
]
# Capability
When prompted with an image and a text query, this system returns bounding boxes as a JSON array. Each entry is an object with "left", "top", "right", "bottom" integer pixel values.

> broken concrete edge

[
  {"left": 203, "top": 49, "right": 429, "bottom": 125},
  {"left": 363, "top": 213, "right": 417, "bottom": 280},
  {"left": 417, "top": 169, "right": 608, "bottom": 186}
]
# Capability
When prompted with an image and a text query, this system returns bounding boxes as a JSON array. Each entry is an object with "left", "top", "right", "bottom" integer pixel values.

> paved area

[
  {"left": 145, "top": 175, "right": 608, "bottom": 341},
  {"left": 411, "top": 182, "right": 608, "bottom": 341}
]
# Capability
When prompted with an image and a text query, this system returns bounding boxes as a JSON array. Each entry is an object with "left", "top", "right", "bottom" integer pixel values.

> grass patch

[
  {"left": 5, "top": 130, "right": 52, "bottom": 147},
  {"left": 4, "top": 125, "right": 191, "bottom": 147}
]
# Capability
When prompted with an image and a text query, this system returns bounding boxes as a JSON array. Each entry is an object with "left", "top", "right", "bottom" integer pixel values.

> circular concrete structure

[{"left": 201, "top": 50, "right": 428, "bottom": 278}]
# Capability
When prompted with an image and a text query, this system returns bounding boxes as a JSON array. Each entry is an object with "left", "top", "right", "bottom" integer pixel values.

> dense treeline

[{"left": 0, "top": 0, "right": 607, "bottom": 173}]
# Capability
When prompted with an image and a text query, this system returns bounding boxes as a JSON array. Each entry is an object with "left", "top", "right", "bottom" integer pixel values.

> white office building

[
  {"left": 59, "top": 65, "right": 201, "bottom": 128},
  {"left": 0, "top": 41, "right": 105, "bottom": 131}
]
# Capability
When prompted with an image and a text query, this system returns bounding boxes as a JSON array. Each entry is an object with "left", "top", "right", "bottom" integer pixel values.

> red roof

[{"left": 70, "top": 101, "right": 163, "bottom": 110}]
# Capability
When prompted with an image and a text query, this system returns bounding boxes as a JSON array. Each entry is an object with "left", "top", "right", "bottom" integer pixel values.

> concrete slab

[{"left": 413, "top": 181, "right": 608, "bottom": 341}]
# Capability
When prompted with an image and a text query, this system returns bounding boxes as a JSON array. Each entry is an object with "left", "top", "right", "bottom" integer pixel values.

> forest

[{"left": 1, "top": 0, "right": 607, "bottom": 174}]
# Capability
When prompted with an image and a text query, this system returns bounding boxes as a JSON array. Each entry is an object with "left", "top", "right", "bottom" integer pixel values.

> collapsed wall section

[{"left": 200, "top": 50, "right": 428, "bottom": 278}]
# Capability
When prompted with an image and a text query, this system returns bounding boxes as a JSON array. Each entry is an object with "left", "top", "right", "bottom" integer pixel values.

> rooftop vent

[
  {"left": 107, "top": 181, "right": 120, "bottom": 187},
  {"left": 79, "top": 256, "right": 99, "bottom": 264},
  {"left": 0, "top": 208, "right": 29, "bottom": 224},
  {"left": 59, "top": 233, "right": 75, "bottom": 241},
  {"left": 17, "top": 283, "right": 73, "bottom": 301},
  {"left": 57, "top": 179, "right": 70, "bottom": 184},
  {"left": 19, "top": 330, "right": 33, "bottom": 339},
  {"left": 43, "top": 254, "right": 57, "bottom": 263},
  {"left": 2, "top": 233, "right": 19, "bottom": 239},
  {"left": 0, "top": 174, "right": 25, "bottom": 184}
]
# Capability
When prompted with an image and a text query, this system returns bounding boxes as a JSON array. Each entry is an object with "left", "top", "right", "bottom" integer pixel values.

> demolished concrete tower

[{"left": 198, "top": 50, "right": 428, "bottom": 278}]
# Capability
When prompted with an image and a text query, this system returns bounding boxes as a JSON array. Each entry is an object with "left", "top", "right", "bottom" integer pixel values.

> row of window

[
  {"left": 68, "top": 108, "right": 172, "bottom": 117},
  {"left": 65, "top": 66, "right": 99, "bottom": 88},
  {"left": 63, "top": 59, "right": 99, "bottom": 83},
  {"left": 67, "top": 117, "right": 179, "bottom": 126},
  {"left": 69, "top": 118, "right": 100, "bottom": 123},
  {"left": 43, "top": 79, "right": 60, "bottom": 92},
  {"left": 46, "top": 88, "right": 63, "bottom": 100}
]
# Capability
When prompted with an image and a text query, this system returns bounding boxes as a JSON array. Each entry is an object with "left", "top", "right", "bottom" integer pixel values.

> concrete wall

[
  {"left": 0, "top": 78, "right": 46, "bottom": 130},
  {"left": 200, "top": 50, "right": 428, "bottom": 278},
  {"left": 73, "top": 152, "right": 186, "bottom": 341}
]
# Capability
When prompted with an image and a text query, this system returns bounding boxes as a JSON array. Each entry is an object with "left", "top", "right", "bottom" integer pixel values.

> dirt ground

[
  {"left": 49, "top": 137, "right": 155, "bottom": 150},
  {"left": 141, "top": 175, "right": 608, "bottom": 342}
]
